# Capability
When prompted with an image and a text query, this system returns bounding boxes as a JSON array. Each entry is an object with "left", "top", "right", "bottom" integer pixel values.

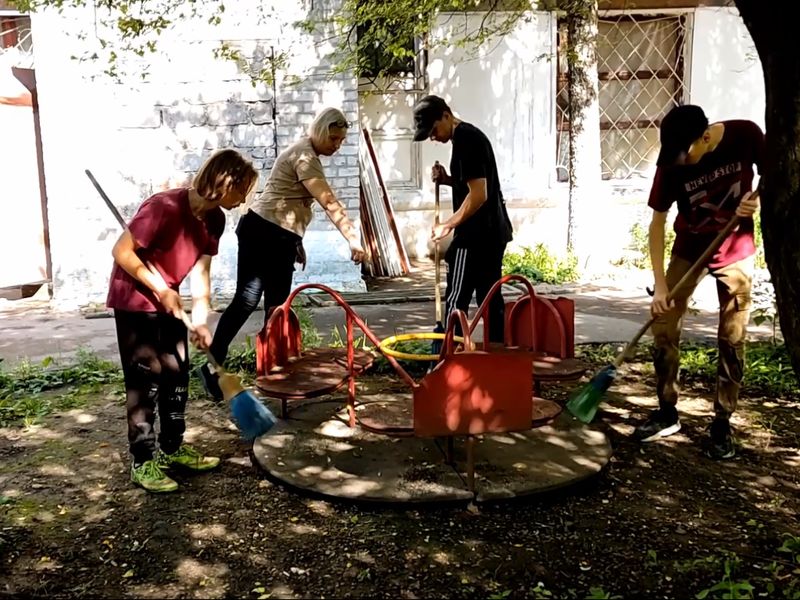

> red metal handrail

[
  {"left": 265, "top": 283, "right": 417, "bottom": 389},
  {"left": 468, "top": 274, "right": 539, "bottom": 350}
]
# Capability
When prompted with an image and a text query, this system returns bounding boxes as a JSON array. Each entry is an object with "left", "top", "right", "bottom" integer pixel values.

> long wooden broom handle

[
  {"left": 434, "top": 162, "right": 442, "bottom": 324},
  {"left": 613, "top": 192, "right": 758, "bottom": 368}
]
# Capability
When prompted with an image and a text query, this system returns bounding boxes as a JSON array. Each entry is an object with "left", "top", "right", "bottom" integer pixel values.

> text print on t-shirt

[{"left": 685, "top": 161, "right": 742, "bottom": 232}]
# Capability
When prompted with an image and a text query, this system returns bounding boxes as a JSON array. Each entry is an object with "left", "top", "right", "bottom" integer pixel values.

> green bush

[
  {"left": 502, "top": 243, "right": 579, "bottom": 285},
  {"left": 615, "top": 221, "right": 676, "bottom": 270}
]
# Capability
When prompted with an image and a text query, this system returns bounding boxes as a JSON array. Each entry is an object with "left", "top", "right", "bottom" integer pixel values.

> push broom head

[
  {"left": 219, "top": 373, "right": 277, "bottom": 440},
  {"left": 230, "top": 390, "right": 278, "bottom": 440},
  {"left": 566, "top": 364, "right": 617, "bottom": 424}
]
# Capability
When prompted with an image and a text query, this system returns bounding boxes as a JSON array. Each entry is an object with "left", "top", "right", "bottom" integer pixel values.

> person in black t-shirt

[{"left": 412, "top": 95, "right": 514, "bottom": 343}]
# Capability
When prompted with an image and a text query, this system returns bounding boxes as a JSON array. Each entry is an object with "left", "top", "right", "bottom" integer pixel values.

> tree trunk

[
  {"left": 736, "top": 1, "right": 800, "bottom": 378},
  {"left": 566, "top": 0, "right": 602, "bottom": 271}
]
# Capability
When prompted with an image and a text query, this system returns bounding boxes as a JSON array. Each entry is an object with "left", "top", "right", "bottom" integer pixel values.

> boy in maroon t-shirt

[
  {"left": 107, "top": 149, "right": 258, "bottom": 492},
  {"left": 636, "top": 104, "right": 764, "bottom": 460}
]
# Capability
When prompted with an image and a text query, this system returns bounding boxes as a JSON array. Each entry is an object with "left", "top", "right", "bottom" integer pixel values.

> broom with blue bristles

[
  {"left": 174, "top": 311, "right": 276, "bottom": 440},
  {"left": 567, "top": 210, "right": 748, "bottom": 424},
  {"left": 86, "top": 169, "right": 276, "bottom": 440}
]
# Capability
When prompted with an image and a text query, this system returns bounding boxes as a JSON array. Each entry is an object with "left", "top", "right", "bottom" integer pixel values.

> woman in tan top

[{"left": 199, "top": 108, "right": 366, "bottom": 399}]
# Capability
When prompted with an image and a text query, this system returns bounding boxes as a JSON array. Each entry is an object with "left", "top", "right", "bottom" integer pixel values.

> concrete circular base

[{"left": 251, "top": 396, "right": 613, "bottom": 504}]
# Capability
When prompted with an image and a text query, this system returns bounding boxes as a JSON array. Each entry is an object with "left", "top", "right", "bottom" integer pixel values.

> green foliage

[
  {"left": 576, "top": 341, "right": 799, "bottom": 399},
  {"left": 188, "top": 304, "right": 322, "bottom": 379},
  {"left": 328, "top": 325, "right": 369, "bottom": 350},
  {"left": 10, "top": 0, "right": 589, "bottom": 91},
  {"left": 9, "top": 0, "right": 288, "bottom": 84},
  {"left": 585, "top": 588, "right": 623, "bottom": 600},
  {"left": 753, "top": 211, "right": 766, "bottom": 269},
  {"left": 211, "top": 42, "right": 288, "bottom": 87},
  {"left": 751, "top": 272, "right": 779, "bottom": 343},
  {"left": 371, "top": 339, "right": 435, "bottom": 378},
  {"left": 695, "top": 555, "right": 754, "bottom": 600},
  {"left": 673, "top": 540, "right": 800, "bottom": 600},
  {"left": 613, "top": 220, "right": 676, "bottom": 270},
  {"left": 0, "top": 349, "right": 121, "bottom": 427},
  {"left": 307, "top": 0, "right": 537, "bottom": 83},
  {"left": 295, "top": 304, "right": 323, "bottom": 348},
  {"left": 618, "top": 212, "right": 766, "bottom": 271},
  {"left": 503, "top": 243, "right": 579, "bottom": 285}
]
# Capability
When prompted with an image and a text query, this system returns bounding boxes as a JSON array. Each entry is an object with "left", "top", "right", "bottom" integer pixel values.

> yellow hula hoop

[{"left": 378, "top": 332, "right": 465, "bottom": 362}]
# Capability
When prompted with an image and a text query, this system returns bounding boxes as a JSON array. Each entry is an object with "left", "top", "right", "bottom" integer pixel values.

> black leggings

[
  {"left": 114, "top": 310, "right": 189, "bottom": 465},
  {"left": 209, "top": 210, "right": 300, "bottom": 365}
]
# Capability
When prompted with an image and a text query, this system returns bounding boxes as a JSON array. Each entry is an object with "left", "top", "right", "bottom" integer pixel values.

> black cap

[
  {"left": 656, "top": 105, "right": 709, "bottom": 167},
  {"left": 412, "top": 95, "right": 451, "bottom": 142}
]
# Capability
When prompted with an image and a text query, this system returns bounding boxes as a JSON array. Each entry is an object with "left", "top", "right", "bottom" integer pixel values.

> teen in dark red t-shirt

[
  {"left": 107, "top": 149, "right": 258, "bottom": 493},
  {"left": 635, "top": 105, "right": 764, "bottom": 460}
]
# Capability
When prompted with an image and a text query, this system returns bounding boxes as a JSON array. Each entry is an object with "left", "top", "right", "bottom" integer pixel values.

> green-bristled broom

[{"left": 567, "top": 205, "right": 752, "bottom": 423}]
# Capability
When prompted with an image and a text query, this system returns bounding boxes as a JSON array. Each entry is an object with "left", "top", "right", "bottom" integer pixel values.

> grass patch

[
  {"left": 0, "top": 349, "right": 121, "bottom": 427},
  {"left": 576, "top": 341, "right": 799, "bottom": 399}
]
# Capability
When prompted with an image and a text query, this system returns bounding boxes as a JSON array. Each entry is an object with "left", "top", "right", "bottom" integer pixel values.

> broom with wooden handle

[
  {"left": 566, "top": 194, "right": 757, "bottom": 424},
  {"left": 431, "top": 169, "right": 445, "bottom": 357},
  {"left": 174, "top": 310, "right": 276, "bottom": 440},
  {"left": 85, "top": 169, "right": 276, "bottom": 440}
]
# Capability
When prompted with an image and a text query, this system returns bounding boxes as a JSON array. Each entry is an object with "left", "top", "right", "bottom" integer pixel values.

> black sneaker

[
  {"left": 198, "top": 363, "right": 224, "bottom": 402},
  {"left": 634, "top": 406, "right": 681, "bottom": 442},
  {"left": 707, "top": 418, "right": 735, "bottom": 460}
]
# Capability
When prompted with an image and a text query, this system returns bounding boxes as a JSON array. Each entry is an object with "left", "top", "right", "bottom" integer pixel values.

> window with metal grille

[
  {"left": 1, "top": 15, "right": 31, "bottom": 52},
  {"left": 557, "top": 14, "right": 689, "bottom": 181}
]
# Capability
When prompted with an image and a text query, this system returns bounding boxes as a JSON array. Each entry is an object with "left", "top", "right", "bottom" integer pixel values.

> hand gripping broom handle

[
  {"left": 613, "top": 196, "right": 756, "bottom": 369},
  {"left": 175, "top": 311, "right": 225, "bottom": 373},
  {"left": 85, "top": 169, "right": 225, "bottom": 373}
]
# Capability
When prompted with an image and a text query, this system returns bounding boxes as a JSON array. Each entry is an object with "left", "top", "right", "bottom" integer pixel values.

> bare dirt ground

[{"left": 1, "top": 350, "right": 799, "bottom": 599}]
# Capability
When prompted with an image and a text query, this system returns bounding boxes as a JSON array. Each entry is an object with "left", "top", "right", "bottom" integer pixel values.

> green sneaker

[
  {"left": 157, "top": 445, "right": 220, "bottom": 472},
  {"left": 131, "top": 460, "right": 178, "bottom": 493}
]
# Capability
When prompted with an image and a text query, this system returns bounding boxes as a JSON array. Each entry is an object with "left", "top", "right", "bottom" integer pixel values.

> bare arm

[
  {"left": 187, "top": 255, "right": 213, "bottom": 349},
  {"left": 111, "top": 230, "right": 184, "bottom": 317},
  {"left": 648, "top": 210, "right": 668, "bottom": 291},
  {"left": 189, "top": 255, "right": 212, "bottom": 328},
  {"left": 648, "top": 209, "right": 675, "bottom": 316},
  {"left": 303, "top": 177, "right": 364, "bottom": 263},
  {"left": 446, "top": 178, "right": 487, "bottom": 228},
  {"left": 432, "top": 178, "right": 488, "bottom": 242},
  {"left": 111, "top": 230, "right": 170, "bottom": 298}
]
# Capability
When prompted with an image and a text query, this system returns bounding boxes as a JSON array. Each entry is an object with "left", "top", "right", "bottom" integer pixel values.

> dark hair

[{"left": 193, "top": 149, "right": 258, "bottom": 203}]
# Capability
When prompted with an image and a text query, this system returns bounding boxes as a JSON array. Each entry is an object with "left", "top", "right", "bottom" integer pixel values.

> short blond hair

[
  {"left": 309, "top": 107, "right": 349, "bottom": 143},
  {"left": 193, "top": 149, "right": 258, "bottom": 204}
]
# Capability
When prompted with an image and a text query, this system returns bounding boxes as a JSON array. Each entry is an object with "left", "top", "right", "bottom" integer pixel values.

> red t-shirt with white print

[
  {"left": 106, "top": 188, "right": 225, "bottom": 313},
  {"left": 648, "top": 120, "right": 764, "bottom": 269}
]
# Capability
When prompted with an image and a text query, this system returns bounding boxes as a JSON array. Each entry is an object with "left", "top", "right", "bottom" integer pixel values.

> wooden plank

[
  {"left": 358, "top": 128, "right": 405, "bottom": 276},
  {"left": 361, "top": 127, "right": 410, "bottom": 274}
]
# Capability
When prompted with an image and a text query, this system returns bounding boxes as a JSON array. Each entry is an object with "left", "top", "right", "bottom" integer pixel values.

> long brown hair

[{"left": 193, "top": 149, "right": 258, "bottom": 204}]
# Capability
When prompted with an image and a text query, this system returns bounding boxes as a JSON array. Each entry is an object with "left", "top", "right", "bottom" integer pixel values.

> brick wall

[{"left": 30, "top": 0, "right": 364, "bottom": 309}]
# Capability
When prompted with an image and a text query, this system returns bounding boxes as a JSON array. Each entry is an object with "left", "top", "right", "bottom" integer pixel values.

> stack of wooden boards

[{"left": 358, "top": 127, "right": 410, "bottom": 277}]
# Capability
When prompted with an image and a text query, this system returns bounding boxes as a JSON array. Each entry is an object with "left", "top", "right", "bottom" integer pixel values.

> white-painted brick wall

[{"left": 32, "top": 0, "right": 364, "bottom": 309}]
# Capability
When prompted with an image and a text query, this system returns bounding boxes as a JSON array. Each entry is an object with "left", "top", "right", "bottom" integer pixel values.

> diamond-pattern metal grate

[
  {"left": 557, "top": 14, "right": 688, "bottom": 181},
  {"left": 0, "top": 15, "right": 33, "bottom": 68}
]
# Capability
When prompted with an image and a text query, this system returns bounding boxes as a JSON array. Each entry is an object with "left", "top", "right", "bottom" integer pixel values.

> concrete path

[{"left": 0, "top": 272, "right": 775, "bottom": 368}]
